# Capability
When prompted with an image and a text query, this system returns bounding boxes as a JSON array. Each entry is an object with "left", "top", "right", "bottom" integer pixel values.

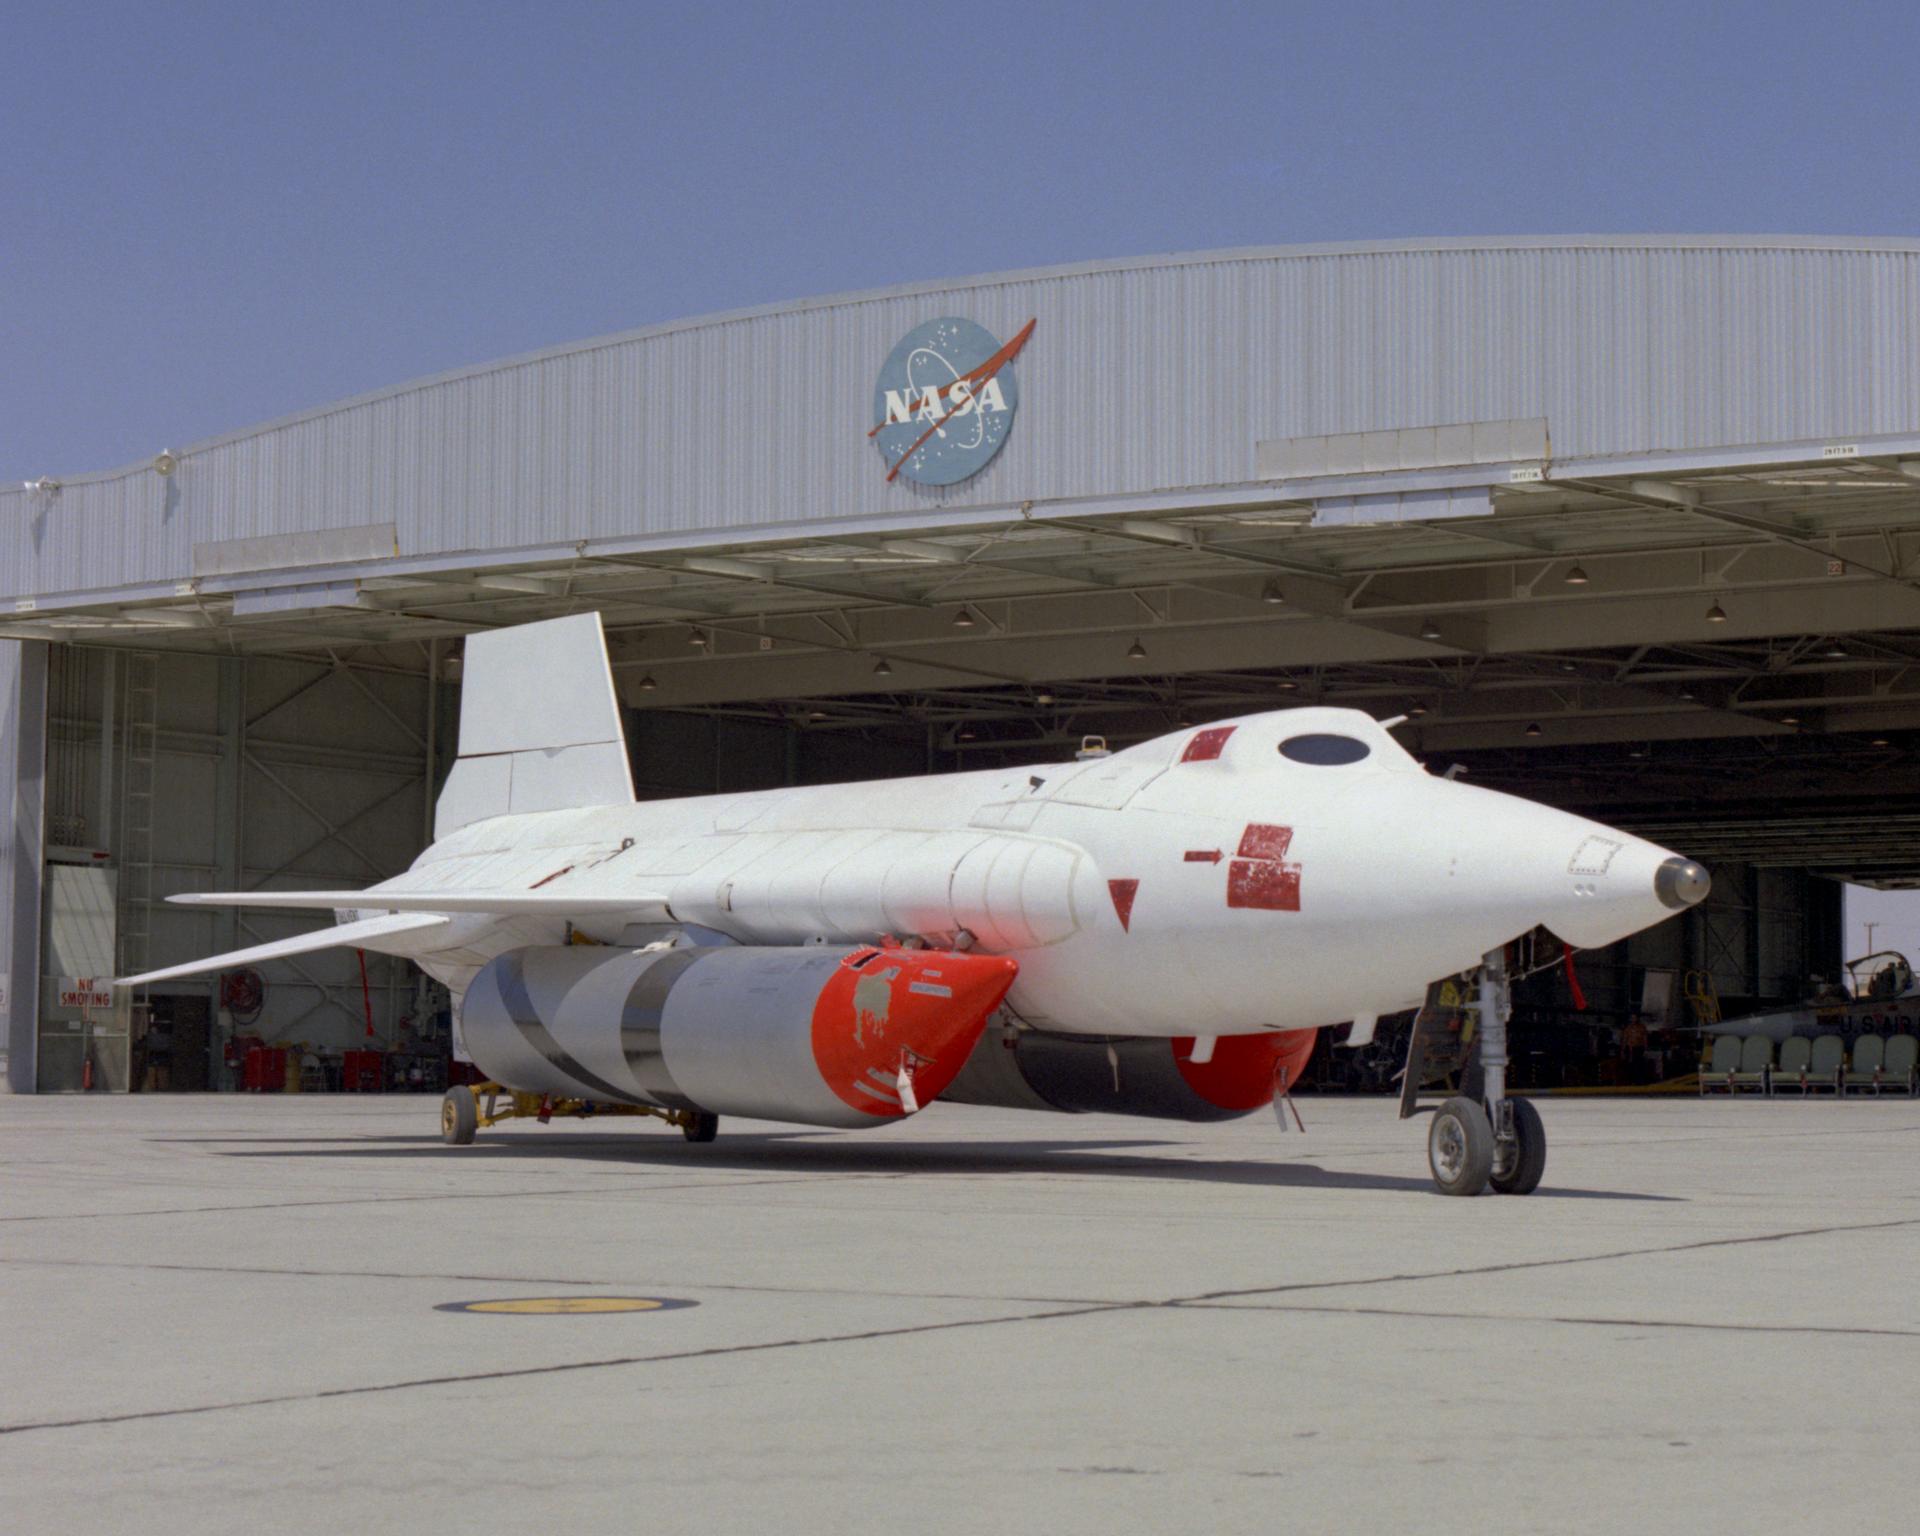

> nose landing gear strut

[{"left": 1408, "top": 948, "right": 1547, "bottom": 1196}]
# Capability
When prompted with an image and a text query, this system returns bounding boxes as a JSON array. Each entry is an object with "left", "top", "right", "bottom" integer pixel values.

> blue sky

[{"left": 6, "top": 0, "right": 1920, "bottom": 477}]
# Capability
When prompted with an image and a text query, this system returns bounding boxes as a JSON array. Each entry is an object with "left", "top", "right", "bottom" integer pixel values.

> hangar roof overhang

[{"left": 8, "top": 423, "right": 1920, "bottom": 708}]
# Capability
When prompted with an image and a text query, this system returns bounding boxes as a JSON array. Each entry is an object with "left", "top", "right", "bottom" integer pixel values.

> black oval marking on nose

[{"left": 1654, "top": 857, "right": 1711, "bottom": 910}]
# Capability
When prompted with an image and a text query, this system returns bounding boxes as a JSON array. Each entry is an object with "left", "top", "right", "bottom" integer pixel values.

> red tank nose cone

[{"left": 812, "top": 948, "right": 1019, "bottom": 1117}]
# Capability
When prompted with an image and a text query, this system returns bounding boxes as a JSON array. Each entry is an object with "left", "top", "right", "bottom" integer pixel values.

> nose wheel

[
  {"left": 1488, "top": 1095, "right": 1546, "bottom": 1194},
  {"left": 1427, "top": 1096, "right": 1494, "bottom": 1195},
  {"left": 1409, "top": 948, "right": 1549, "bottom": 1195}
]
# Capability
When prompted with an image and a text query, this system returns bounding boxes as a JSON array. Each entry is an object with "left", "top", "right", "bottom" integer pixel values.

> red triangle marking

[{"left": 1108, "top": 878, "right": 1140, "bottom": 933}]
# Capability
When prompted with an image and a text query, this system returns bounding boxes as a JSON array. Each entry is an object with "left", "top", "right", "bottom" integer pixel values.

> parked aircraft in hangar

[{"left": 120, "top": 614, "right": 1710, "bottom": 1195}]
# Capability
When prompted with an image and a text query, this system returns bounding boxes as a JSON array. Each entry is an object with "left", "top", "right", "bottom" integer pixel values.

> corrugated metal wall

[{"left": 8, "top": 237, "right": 1920, "bottom": 600}]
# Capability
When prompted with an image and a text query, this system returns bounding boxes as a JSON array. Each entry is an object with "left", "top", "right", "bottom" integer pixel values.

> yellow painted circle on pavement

[{"left": 438, "top": 1295, "right": 695, "bottom": 1315}]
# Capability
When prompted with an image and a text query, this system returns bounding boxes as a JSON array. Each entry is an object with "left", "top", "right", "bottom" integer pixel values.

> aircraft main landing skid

[
  {"left": 1399, "top": 948, "right": 1547, "bottom": 1197},
  {"left": 440, "top": 1083, "right": 719, "bottom": 1146}
]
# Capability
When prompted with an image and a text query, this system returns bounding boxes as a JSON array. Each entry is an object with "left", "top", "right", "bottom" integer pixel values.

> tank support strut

[{"left": 472, "top": 1082, "right": 700, "bottom": 1134}]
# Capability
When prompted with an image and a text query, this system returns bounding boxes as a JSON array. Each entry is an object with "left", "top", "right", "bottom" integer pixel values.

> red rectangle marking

[
  {"left": 1227, "top": 859, "right": 1301, "bottom": 911},
  {"left": 1237, "top": 822, "right": 1293, "bottom": 860}
]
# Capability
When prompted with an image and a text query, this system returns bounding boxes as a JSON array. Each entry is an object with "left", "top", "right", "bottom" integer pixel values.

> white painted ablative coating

[{"left": 154, "top": 621, "right": 1713, "bottom": 1067}]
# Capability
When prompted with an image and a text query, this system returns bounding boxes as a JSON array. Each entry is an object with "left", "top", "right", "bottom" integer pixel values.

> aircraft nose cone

[{"left": 1654, "top": 856, "right": 1711, "bottom": 911}]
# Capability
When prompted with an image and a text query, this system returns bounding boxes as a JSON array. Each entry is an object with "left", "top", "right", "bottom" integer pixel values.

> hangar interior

[{"left": 5, "top": 236, "right": 1918, "bottom": 1094}]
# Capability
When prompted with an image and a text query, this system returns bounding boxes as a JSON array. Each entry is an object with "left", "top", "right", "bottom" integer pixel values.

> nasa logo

[{"left": 870, "top": 316, "right": 1035, "bottom": 486}]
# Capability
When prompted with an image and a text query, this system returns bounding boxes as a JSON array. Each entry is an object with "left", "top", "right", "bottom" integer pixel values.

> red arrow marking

[
  {"left": 873, "top": 319, "right": 1037, "bottom": 482},
  {"left": 1107, "top": 878, "right": 1139, "bottom": 932},
  {"left": 1183, "top": 849, "right": 1224, "bottom": 864}
]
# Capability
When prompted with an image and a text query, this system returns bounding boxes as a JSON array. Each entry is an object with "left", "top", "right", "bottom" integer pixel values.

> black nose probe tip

[{"left": 1655, "top": 857, "right": 1711, "bottom": 910}]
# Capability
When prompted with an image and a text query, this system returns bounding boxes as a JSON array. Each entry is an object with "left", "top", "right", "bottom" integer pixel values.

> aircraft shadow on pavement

[{"left": 188, "top": 1130, "right": 1677, "bottom": 1200}]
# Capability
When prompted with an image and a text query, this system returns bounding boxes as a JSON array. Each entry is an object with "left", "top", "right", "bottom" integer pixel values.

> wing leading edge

[
  {"left": 115, "top": 911, "right": 452, "bottom": 988},
  {"left": 165, "top": 890, "right": 673, "bottom": 918}
]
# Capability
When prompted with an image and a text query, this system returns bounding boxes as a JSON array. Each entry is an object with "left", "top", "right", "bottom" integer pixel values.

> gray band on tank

[
  {"left": 619, "top": 949, "right": 702, "bottom": 1110},
  {"left": 493, "top": 952, "right": 637, "bottom": 1104},
  {"left": 940, "top": 1019, "right": 1059, "bottom": 1112},
  {"left": 1011, "top": 1032, "right": 1255, "bottom": 1122}
]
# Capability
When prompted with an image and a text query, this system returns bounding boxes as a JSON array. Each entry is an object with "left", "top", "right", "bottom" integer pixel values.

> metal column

[{"left": 1, "top": 641, "right": 49, "bottom": 1092}]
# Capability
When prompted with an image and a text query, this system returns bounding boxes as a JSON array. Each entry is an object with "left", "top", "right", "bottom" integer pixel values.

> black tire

[
  {"left": 681, "top": 1111, "right": 719, "bottom": 1143},
  {"left": 441, "top": 1086, "right": 478, "bottom": 1146},
  {"left": 1489, "top": 1096, "right": 1547, "bottom": 1195},
  {"left": 1427, "top": 1095, "right": 1493, "bottom": 1196}
]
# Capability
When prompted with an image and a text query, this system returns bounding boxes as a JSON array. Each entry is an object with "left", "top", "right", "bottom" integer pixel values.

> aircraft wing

[
  {"left": 116, "top": 911, "right": 453, "bottom": 988},
  {"left": 166, "top": 890, "right": 673, "bottom": 918}
]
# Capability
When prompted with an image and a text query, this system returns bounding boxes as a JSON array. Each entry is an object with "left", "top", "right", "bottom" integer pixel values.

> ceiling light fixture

[
  {"left": 690, "top": 628, "right": 709, "bottom": 648},
  {"left": 872, "top": 658, "right": 893, "bottom": 677},
  {"left": 1871, "top": 737, "right": 1890, "bottom": 748},
  {"left": 638, "top": 673, "right": 657, "bottom": 692},
  {"left": 1780, "top": 714, "right": 1800, "bottom": 725},
  {"left": 1706, "top": 601, "right": 1728, "bottom": 624},
  {"left": 1524, "top": 722, "right": 1543, "bottom": 738},
  {"left": 1565, "top": 565, "right": 1590, "bottom": 585},
  {"left": 1261, "top": 580, "right": 1286, "bottom": 605},
  {"left": 1408, "top": 703, "right": 1428, "bottom": 717},
  {"left": 1420, "top": 619, "right": 1442, "bottom": 641},
  {"left": 1126, "top": 638, "right": 1147, "bottom": 661},
  {"left": 952, "top": 607, "right": 976, "bottom": 629},
  {"left": 1034, "top": 690, "right": 1055, "bottom": 706},
  {"left": 1822, "top": 643, "right": 1848, "bottom": 659}
]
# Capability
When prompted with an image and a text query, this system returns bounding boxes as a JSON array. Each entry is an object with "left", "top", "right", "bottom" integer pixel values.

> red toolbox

[
  {"left": 341, "top": 1049, "right": 384, "bottom": 1093},
  {"left": 242, "top": 1046, "right": 287, "bottom": 1093}
]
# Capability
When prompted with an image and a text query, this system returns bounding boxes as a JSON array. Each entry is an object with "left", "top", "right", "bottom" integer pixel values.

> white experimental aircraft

[{"left": 121, "top": 614, "right": 1710, "bottom": 1195}]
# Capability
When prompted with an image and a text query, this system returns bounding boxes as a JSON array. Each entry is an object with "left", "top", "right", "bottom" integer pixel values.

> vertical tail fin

[{"left": 434, "top": 613, "right": 635, "bottom": 837}]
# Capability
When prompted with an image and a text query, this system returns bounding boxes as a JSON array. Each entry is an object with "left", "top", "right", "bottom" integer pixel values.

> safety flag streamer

[{"left": 1562, "top": 943, "right": 1588, "bottom": 1012}]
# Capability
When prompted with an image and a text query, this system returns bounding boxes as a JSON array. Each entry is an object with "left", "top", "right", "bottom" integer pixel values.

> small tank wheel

[
  {"left": 441, "top": 1086, "right": 478, "bottom": 1146},
  {"left": 681, "top": 1111, "right": 719, "bottom": 1143},
  {"left": 1427, "top": 1095, "right": 1493, "bottom": 1196},
  {"left": 1489, "top": 1096, "right": 1547, "bottom": 1195}
]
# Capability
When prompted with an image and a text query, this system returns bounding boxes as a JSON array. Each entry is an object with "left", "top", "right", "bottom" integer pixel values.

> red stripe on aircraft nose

[
  {"left": 1180, "top": 726, "right": 1236, "bottom": 762},
  {"left": 810, "top": 949, "right": 1017, "bottom": 1117}
]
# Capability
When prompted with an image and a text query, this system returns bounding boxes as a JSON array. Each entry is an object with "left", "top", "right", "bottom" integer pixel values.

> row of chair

[{"left": 1700, "top": 1033, "right": 1918, "bottom": 1096}]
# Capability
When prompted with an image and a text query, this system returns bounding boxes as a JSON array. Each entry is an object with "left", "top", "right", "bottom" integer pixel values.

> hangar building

[{"left": 6, "top": 235, "right": 1919, "bottom": 1093}]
